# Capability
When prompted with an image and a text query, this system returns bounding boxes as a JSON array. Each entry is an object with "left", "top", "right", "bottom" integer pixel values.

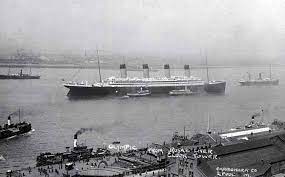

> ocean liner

[
  {"left": 239, "top": 65, "right": 279, "bottom": 86},
  {"left": 64, "top": 63, "right": 226, "bottom": 97}
]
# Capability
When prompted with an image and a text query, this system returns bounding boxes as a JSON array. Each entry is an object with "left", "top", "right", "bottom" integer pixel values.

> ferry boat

[
  {"left": 0, "top": 109, "right": 32, "bottom": 140},
  {"left": 36, "top": 134, "right": 110, "bottom": 166},
  {"left": 64, "top": 63, "right": 226, "bottom": 97},
  {"left": 218, "top": 109, "right": 272, "bottom": 140}
]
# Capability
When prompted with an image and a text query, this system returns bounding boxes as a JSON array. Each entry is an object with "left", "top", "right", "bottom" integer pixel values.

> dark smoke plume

[
  {"left": 9, "top": 111, "right": 19, "bottom": 117},
  {"left": 75, "top": 120, "right": 125, "bottom": 136}
]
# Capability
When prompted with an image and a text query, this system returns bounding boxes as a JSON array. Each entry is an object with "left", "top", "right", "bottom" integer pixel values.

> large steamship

[{"left": 64, "top": 64, "right": 226, "bottom": 97}]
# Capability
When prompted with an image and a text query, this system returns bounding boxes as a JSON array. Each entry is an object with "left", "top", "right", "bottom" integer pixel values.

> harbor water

[{"left": 0, "top": 66, "right": 285, "bottom": 174}]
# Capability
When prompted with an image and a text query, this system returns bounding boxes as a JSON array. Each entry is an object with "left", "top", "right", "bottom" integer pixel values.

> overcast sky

[{"left": 1, "top": 0, "right": 285, "bottom": 64}]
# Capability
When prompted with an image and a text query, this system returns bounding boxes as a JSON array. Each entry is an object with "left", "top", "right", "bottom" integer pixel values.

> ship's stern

[{"left": 204, "top": 81, "right": 226, "bottom": 93}]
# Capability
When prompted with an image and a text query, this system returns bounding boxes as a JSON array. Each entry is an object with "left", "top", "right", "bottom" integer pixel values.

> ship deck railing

[{"left": 64, "top": 82, "right": 205, "bottom": 88}]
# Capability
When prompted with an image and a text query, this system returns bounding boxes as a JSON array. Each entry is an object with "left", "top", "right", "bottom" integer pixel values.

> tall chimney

[
  {"left": 73, "top": 134, "right": 78, "bottom": 148},
  {"left": 164, "top": 64, "right": 170, "bottom": 78},
  {"left": 120, "top": 64, "right": 127, "bottom": 78},
  {"left": 7, "top": 116, "right": 11, "bottom": 126},
  {"left": 143, "top": 64, "right": 149, "bottom": 78},
  {"left": 184, "top": 65, "right": 190, "bottom": 78}
]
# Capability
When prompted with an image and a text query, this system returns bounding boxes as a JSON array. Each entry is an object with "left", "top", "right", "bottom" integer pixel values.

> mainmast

[
  {"left": 246, "top": 72, "right": 251, "bottom": 81},
  {"left": 183, "top": 126, "right": 186, "bottom": 140},
  {"left": 18, "top": 108, "right": 21, "bottom": 122},
  {"left": 8, "top": 66, "right": 10, "bottom": 75},
  {"left": 96, "top": 49, "right": 102, "bottom": 83},
  {"left": 183, "top": 125, "right": 191, "bottom": 140},
  {"left": 207, "top": 113, "right": 211, "bottom": 134},
  {"left": 260, "top": 106, "right": 264, "bottom": 124},
  {"left": 269, "top": 64, "right": 272, "bottom": 80},
  {"left": 206, "top": 55, "right": 209, "bottom": 83}
]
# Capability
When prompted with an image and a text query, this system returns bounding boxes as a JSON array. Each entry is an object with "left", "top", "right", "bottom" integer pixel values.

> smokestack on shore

[
  {"left": 143, "top": 64, "right": 149, "bottom": 78},
  {"left": 184, "top": 65, "right": 190, "bottom": 78},
  {"left": 7, "top": 116, "right": 11, "bottom": 126},
  {"left": 120, "top": 64, "right": 127, "bottom": 78},
  {"left": 164, "top": 64, "right": 170, "bottom": 78},
  {"left": 73, "top": 134, "right": 78, "bottom": 148}
]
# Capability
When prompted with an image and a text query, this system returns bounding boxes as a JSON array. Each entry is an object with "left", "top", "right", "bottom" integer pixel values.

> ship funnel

[
  {"left": 258, "top": 73, "right": 262, "bottom": 80},
  {"left": 120, "top": 64, "right": 127, "bottom": 78},
  {"left": 143, "top": 64, "right": 149, "bottom": 78},
  {"left": 73, "top": 134, "right": 78, "bottom": 148},
  {"left": 164, "top": 64, "right": 170, "bottom": 78},
  {"left": 7, "top": 116, "right": 11, "bottom": 126},
  {"left": 184, "top": 65, "right": 190, "bottom": 78}
]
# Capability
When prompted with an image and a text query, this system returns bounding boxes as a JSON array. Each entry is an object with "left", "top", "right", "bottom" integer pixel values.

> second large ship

[
  {"left": 64, "top": 63, "right": 226, "bottom": 97},
  {"left": 0, "top": 69, "right": 40, "bottom": 79}
]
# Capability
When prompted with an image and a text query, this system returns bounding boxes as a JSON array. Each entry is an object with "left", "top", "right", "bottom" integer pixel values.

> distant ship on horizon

[
  {"left": 0, "top": 68, "right": 40, "bottom": 79},
  {"left": 239, "top": 65, "right": 279, "bottom": 86}
]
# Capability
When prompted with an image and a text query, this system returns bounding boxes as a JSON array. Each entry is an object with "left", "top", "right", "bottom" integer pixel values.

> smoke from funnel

[{"left": 74, "top": 120, "right": 125, "bottom": 137}]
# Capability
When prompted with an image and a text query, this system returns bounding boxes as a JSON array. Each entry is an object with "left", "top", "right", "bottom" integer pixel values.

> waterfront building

[{"left": 167, "top": 133, "right": 285, "bottom": 177}]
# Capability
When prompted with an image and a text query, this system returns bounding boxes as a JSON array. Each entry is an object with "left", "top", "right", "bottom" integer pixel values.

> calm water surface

[{"left": 0, "top": 66, "right": 285, "bottom": 174}]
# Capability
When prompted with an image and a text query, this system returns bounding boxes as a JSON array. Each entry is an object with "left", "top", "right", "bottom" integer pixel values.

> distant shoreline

[{"left": 0, "top": 63, "right": 281, "bottom": 70}]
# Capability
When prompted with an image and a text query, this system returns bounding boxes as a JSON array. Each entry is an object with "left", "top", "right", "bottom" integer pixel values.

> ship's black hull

[
  {"left": 0, "top": 123, "right": 32, "bottom": 140},
  {"left": 66, "top": 85, "right": 205, "bottom": 97},
  {"left": 204, "top": 81, "right": 226, "bottom": 94},
  {"left": 65, "top": 82, "right": 226, "bottom": 97},
  {"left": 239, "top": 79, "right": 279, "bottom": 86},
  {"left": 0, "top": 75, "right": 40, "bottom": 79}
]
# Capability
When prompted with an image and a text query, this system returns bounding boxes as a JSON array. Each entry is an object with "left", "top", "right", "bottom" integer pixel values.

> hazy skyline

[{"left": 1, "top": 0, "right": 285, "bottom": 64}]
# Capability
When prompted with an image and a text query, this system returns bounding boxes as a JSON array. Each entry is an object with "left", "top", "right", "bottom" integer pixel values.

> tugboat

[
  {"left": 0, "top": 68, "right": 40, "bottom": 79},
  {"left": 36, "top": 134, "right": 96, "bottom": 166},
  {"left": 120, "top": 95, "right": 130, "bottom": 99},
  {"left": 127, "top": 87, "right": 151, "bottom": 97},
  {"left": 0, "top": 154, "right": 5, "bottom": 161},
  {"left": 69, "top": 134, "right": 94, "bottom": 160},
  {"left": 239, "top": 65, "right": 279, "bottom": 86},
  {"left": 0, "top": 110, "right": 32, "bottom": 140},
  {"left": 169, "top": 86, "right": 196, "bottom": 96}
]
